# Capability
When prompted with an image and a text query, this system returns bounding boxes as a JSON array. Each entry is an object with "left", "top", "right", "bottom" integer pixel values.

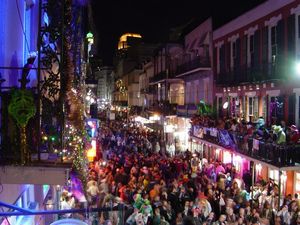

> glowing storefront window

[
  {"left": 255, "top": 163, "right": 262, "bottom": 176},
  {"left": 233, "top": 155, "right": 242, "bottom": 172},
  {"left": 269, "top": 169, "right": 287, "bottom": 195},
  {"left": 296, "top": 173, "right": 300, "bottom": 193},
  {"left": 223, "top": 151, "right": 232, "bottom": 164}
]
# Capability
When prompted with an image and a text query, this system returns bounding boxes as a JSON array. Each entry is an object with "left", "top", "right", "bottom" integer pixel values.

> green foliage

[
  {"left": 8, "top": 90, "right": 36, "bottom": 127},
  {"left": 197, "top": 100, "right": 213, "bottom": 116}
]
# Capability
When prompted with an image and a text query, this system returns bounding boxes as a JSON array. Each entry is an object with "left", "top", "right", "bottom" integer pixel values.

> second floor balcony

[
  {"left": 191, "top": 125, "right": 300, "bottom": 168},
  {"left": 148, "top": 100, "right": 177, "bottom": 116},
  {"left": 175, "top": 56, "right": 211, "bottom": 76},
  {"left": 177, "top": 104, "right": 198, "bottom": 117},
  {"left": 216, "top": 62, "right": 284, "bottom": 86},
  {"left": 149, "top": 71, "right": 168, "bottom": 84}
]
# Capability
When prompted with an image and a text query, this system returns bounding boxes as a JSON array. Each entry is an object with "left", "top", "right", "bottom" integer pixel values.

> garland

[{"left": 62, "top": 0, "right": 88, "bottom": 180}]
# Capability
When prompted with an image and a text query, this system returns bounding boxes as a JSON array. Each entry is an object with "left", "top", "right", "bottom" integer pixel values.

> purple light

[{"left": 74, "top": 0, "right": 89, "bottom": 6}]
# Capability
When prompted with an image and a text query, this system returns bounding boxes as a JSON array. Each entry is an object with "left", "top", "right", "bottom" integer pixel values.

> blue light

[{"left": 43, "top": 12, "right": 49, "bottom": 26}]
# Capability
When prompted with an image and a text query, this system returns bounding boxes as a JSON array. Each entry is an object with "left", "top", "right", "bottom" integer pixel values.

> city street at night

[{"left": 2, "top": 0, "right": 300, "bottom": 225}]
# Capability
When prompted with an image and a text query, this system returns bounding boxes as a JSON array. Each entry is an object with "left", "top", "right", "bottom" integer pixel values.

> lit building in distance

[{"left": 118, "top": 33, "right": 142, "bottom": 50}]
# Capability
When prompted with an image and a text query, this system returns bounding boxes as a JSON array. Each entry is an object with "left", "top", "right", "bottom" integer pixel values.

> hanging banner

[{"left": 218, "top": 129, "right": 235, "bottom": 149}]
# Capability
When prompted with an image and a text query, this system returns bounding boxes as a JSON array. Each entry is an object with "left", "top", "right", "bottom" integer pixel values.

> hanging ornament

[{"left": 8, "top": 89, "right": 36, "bottom": 165}]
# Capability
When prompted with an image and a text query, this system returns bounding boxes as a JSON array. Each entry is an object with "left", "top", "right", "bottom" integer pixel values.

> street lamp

[
  {"left": 296, "top": 61, "right": 300, "bottom": 76},
  {"left": 86, "top": 32, "right": 94, "bottom": 63}
]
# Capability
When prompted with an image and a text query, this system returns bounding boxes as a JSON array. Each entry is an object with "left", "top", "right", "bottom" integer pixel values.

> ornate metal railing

[
  {"left": 216, "top": 62, "right": 283, "bottom": 86},
  {"left": 175, "top": 56, "right": 211, "bottom": 76},
  {"left": 191, "top": 125, "right": 300, "bottom": 167},
  {"left": 38, "top": 0, "right": 65, "bottom": 161}
]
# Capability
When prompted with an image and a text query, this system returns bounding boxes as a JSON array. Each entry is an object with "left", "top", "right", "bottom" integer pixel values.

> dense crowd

[
  {"left": 191, "top": 115, "right": 300, "bottom": 146},
  {"left": 83, "top": 118, "right": 300, "bottom": 225}
]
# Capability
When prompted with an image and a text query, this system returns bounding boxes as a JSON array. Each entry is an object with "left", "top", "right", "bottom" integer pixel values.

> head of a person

[
  {"left": 226, "top": 207, "right": 233, "bottom": 215},
  {"left": 219, "top": 214, "right": 226, "bottom": 222}
]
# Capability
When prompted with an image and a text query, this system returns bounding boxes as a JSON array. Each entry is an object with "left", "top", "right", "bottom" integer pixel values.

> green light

[
  {"left": 86, "top": 32, "right": 93, "bottom": 39},
  {"left": 296, "top": 62, "right": 300, "bottom": 76},
  {"left": 50, "top": 136, "right": 55, "bottom": 141}
]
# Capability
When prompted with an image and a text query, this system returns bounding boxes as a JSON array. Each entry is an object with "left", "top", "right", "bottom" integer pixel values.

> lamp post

[{"left": 86, "top": 32, "right": 94, "bottom": 63}]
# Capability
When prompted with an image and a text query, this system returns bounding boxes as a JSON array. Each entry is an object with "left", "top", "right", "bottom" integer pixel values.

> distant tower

[{"left": 117, "top": 33, "right": 142, "bottom": 50}]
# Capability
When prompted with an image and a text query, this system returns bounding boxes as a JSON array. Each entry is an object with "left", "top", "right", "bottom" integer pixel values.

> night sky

[{"left": 91, "top": 0, "right": 266, "bottom": 65}]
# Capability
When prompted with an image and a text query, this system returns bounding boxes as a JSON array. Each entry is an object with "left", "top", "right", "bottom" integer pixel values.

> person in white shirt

[
  {"left": 87, "top": 181, "right": 100, "bottom": 205},
  {"left": 60, "top": 196, "right": 72, "bottom": 218}
]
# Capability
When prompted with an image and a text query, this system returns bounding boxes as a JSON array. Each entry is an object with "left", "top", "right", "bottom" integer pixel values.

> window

[
  {"left": 249, "top": 35, "right": 254, "bottom": 53},
  {"left": 231, "top": 40, "right": 237, "bottom": 69},
  {"left": 248, "top": 34, "right": 255, "bottom": 67},
  {"left": 269, "top": 170, "right": 287, "bottom": 195},
  {"left": 232, "top": 41, "right": 237, "bottom": 59},
  {"left": 262, "top": 96, "right": 267, "bottom": 120},
  {"left": 218, "top": 97, "right": 223, "bottom": 115},
  {"left": 271, "top": 26, "right": 277, "bottom": 64},
  {"left": 296, "top": 172, "right": 300, "bottom": 193},
  {"left": 249, "top": 97, "right": 253, "bottom": 116},
  {"left": 253, "top": 97, "right": 258, "bottom": 120}
]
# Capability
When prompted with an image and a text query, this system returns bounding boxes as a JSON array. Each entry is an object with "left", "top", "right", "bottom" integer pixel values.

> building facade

[
  {"left": 139, "top": 60, "right": 155, "bottom": 108},
  {"left": 113, "top": 33, "right": 157, "bottom": 107},
  {"left": 170, "top": 18, "right": 213, "bottom": 152},
  {"left": 0, "top": 0, "right": 87, "bottom": 224},
  {"left": 95, "top": 66, "right": 114, "bottom": 107},
  {"left": 188, "top": 0, "right": 300, "bottom": 200},
  {"left": 213, "top": 0, "right": 300, "bottom": 126}
]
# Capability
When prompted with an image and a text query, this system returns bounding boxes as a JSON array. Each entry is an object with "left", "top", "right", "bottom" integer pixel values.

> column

[
  {"left": 258, "top": 95, "right": 263, "bottom": 117},
  {"left": 296, "top": 94, "right": 299, "bottom": 127},
  {"left": 278, "top": 170, "right": 282, "bottom": 211},
  {"left": 284, "top": 95, "right": 289, "bottom": 123},
  {"left": 266, "top": 94, "right": 270, "bottom": 126},
  {"left": 245, "top": 96, "right": 248, "bottom": 121},
  {"left": 250, "top": 161, "right": 255, "bottom": 207}
]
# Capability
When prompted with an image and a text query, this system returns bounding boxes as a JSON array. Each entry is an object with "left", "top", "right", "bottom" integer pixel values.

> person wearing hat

[
  {"left": 289, "top": 125, "right": 300, "bottom": 144},
  {"left": 272, "top": 125, "right": 286, "bottom": 145}
]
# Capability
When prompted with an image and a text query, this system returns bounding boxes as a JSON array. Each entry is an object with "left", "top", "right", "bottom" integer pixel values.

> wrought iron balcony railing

[
  {"left": 175, "top": 56, "right": 211, "bottom": 76},
  {"left": 216, "top": 62, "right": 284, "bottom": 86},
  {"left": 191, "top": 125, "right": 300, "bottom": 167},
  {"left": 148, "top": 101, "right": 177, "bottom": 115},
  {"left": 149, "top": 71, "right": 168, "bottom": 84}
]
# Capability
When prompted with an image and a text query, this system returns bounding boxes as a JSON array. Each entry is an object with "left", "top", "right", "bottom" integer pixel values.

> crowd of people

[
  {"left": 191, "top": 115, "right": 300, "bottom": 145},
  {"left": 82, "top": 117, "right": 300, "bottom": 225},
  {"left": 191, "top": 115, "right": 300, "bottom": 166}
]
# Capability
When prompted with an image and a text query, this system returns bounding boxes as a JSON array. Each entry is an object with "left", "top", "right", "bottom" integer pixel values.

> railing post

[
  {"left": 118, "top": 203, "right": 125, "bottom": 225},
  {"left": 278, "top": 170, "right": 282, "bottom": 211},
  {"left": 250, "top": 161, "right": 255, "bottom": 208}
]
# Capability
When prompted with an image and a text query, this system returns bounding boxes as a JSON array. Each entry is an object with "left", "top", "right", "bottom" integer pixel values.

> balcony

[
  {"left": 191, "top": 125, "right": 300, "bottom": 168},
  {"left": 0, "top": 165, "right": 70, "bottom": 185},
  {"left": 175, "top": 56, "right": 210, "bottom": 76},
  {"left": 216, "top": 62, "right": 283, "bottom": 86},
  {"left": 149, "top": 71, "right": 168, "bottom": 84},
  {"left": 177, "top": 104, "right": 198, "bottom": 117},
  {"left": 140, "top": 87, "right": 155, "bottom": 94},
  {"left": 148, "top": 101, "right": 177, "bottom": 116}
]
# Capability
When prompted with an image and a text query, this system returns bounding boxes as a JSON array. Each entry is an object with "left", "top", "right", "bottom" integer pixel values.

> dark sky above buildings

[{"left": 91, "top": 0, "right": 266, "bottom": 65}]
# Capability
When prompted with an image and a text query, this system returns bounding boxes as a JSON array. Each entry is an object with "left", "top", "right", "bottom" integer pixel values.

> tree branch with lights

[{"left": 62, "top": 0, "right": 88, "bottom": 180}]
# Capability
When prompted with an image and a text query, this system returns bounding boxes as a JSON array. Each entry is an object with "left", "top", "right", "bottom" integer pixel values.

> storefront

[
  {"left": 190, "top": 126, "right": 300, "bottom": 199},
  {"left": 164, "top": 116, "right": 191, "bottom": 152}
]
